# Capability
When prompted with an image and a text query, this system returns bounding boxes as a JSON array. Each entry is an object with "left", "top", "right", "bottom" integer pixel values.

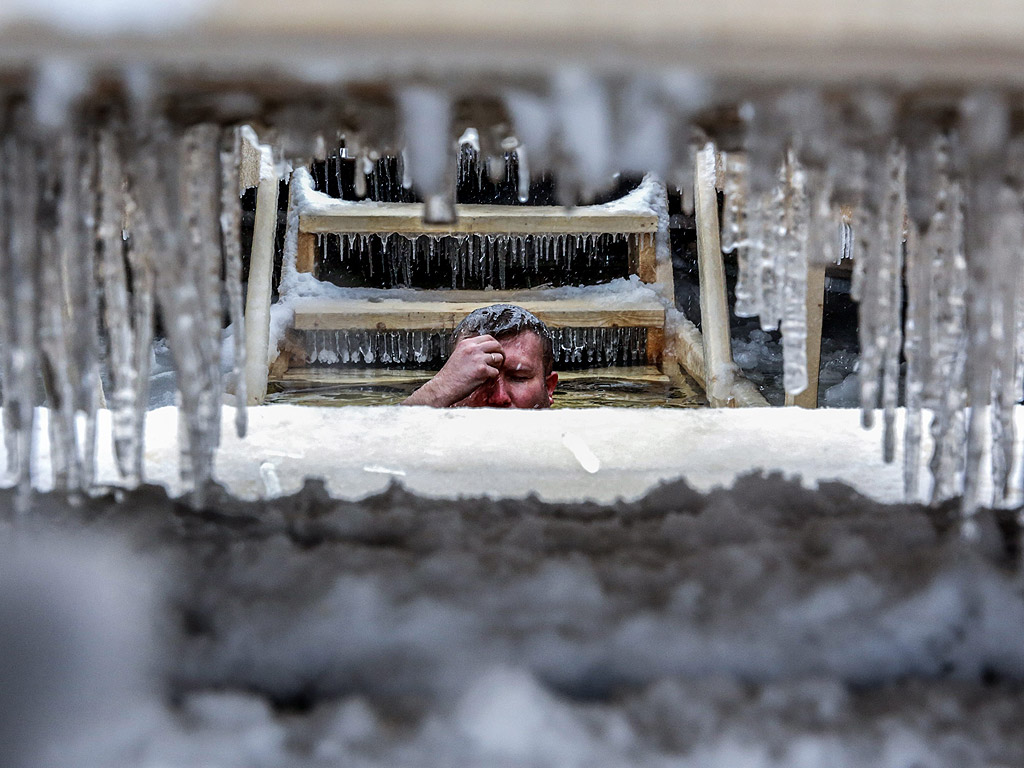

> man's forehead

[{"left": 498, "top": 330, "right": 544, "bottom": 360}]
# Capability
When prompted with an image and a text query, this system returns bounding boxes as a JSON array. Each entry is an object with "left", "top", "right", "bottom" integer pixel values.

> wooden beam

[
  {"left": 276, "top": 365, "right": 672, "bottom": 388},
  {"left": 628, "top": 233, "right": 658, "bottom": 284},
  {"left": 694, "top": 142, "right": 737, "bottom": 408},
  {"left": 785, "top": 263, "right": 827, "bottom": 408},
  {"left": 291, "top": 297, "right": 665, "bottom": 332},
  {"left": 665, "top": 316, "right": 770, "bottom": 407},
  {"left": 299, "top": 204, "right": 657, "bottom": 237},
  {"left": 243, "top": 139, "right": 280, "bottom": 405},
  {"left": 296, "top": 231, "right": 318, "bottom": 274},
  {"left": 646, "top": 326, "right": 664, "bottom": 365}
]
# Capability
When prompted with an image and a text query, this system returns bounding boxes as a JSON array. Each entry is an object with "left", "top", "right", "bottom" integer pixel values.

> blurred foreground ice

[{"left": 2, "top": 475, "right": 1023, "bottom": 767}]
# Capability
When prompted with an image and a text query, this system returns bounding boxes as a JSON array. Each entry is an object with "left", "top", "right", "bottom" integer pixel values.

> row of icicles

[
  {"left": 303, "top": 327, "right": 648, "bottom": 369},
  {"left": 0, "top": 85, "right": 1022, "bottom": 526},
  {"left": 720, "top": 120, "right": 1024, "bottom": 527},
  {"left": 0, "top": 113, "right": 246, "bottom": 509},
  {"left": 314, "top": 231, "right": 635, "bottom": 290}
]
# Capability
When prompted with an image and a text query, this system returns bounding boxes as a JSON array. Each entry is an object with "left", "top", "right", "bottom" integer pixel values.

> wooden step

[
  {"left": 300, "top": 204, "right": 657, "bottom": 237},
  {"left": 290, "top": 293, "right": 666, "bottom": 332},
  {"left": 286, "top": 292, "right": 667, "bottom": 367},
  {"left": 276, "top": 365, "right": 672, "bottom": 388}
]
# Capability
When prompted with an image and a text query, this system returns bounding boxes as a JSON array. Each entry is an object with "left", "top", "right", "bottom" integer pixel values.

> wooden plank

[
  {"left": 291, "top": 288, "right": 645, "bottom": 305},
  {"left": 243, "top": 143, "right": 280, "bottom": 405},
  {"left": 785, "top": 263, "right": 827, "bottom": 408},
  {"left": 694, "top": 142, "right": 736, "bottom": 408},
  {"left": 275, "top": 365, "right": 671, "bottom": 387},
  {"left": 291, "top": 297, "right": 665, "bottom": 332},
  {"left": 628, "top": 232, "right": 658, "bottom": 284},
  {"left": 300, "top": 204, "right": 657, "bottom": 236},
  {"left": 286, "top": 287, "right": 666, "bottom": 305},
  {"left": 296, "top": 231, "right": 318, "bottom": 274},
  {"left": 646, "top": 326, "right": 664, "bottom": 366},
  {"left": 665, "top": 316, "right": 770, "bottom": 407}
]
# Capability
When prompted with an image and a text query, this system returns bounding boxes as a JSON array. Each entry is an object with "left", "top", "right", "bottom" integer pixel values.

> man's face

[{"left": 457, "top": 331, "right": 558, "bottom": 409}]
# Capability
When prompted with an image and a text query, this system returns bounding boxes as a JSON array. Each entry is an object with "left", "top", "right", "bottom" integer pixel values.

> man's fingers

[{"left": 476, "top": 338, "right": 503, "bottom": 354}]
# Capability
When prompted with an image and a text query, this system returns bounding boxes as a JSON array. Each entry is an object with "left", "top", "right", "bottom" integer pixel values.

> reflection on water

[
  {"left": 551, "top": 375, "right": 705, "bottom": 408},
  {"left": 266, "top": 368, "right": 706, "bottom": 408}
]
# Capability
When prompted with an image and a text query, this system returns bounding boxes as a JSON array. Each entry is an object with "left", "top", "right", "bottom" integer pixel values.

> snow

[
  {"left": 457, "top": 127, "right": 480, "bottom": 153},
  {"left": 3, "top": 441, "right": 1024, "bottom": 767},
  {"left": 284, "top": 272, "right": 661, "bottom": 305},
  {"left": 2, "top": 403, "right": 1006, "bottom": 505},
  {"left": 589, "top": 173, "right": 663, "bottom": 216}
]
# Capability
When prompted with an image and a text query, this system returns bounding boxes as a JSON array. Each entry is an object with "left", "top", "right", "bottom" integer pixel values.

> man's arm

[{"left": 402, "top": 335, "right": 504, "bottom": 406}]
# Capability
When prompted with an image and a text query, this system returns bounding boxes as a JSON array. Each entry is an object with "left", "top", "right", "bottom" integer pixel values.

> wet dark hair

[{"left": 452, "top": 304, "right": 554, "bottom": 375}]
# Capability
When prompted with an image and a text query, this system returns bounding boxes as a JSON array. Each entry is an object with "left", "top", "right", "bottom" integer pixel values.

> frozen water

[
  {"left": 2, "top": 476, "right": 1024, "bottom": 766},
  {"left": 3, "top": 73, "right": 1024, "bottom": 529}
]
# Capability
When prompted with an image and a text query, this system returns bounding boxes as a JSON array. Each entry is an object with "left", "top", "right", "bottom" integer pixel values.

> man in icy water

[{"left": 402, "top": 303, "right": 558, "bottom": 408}]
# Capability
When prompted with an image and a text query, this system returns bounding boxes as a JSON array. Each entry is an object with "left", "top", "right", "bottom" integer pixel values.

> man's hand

[{"left": 402, "top": 335, "right": 504, "bottom": 406}]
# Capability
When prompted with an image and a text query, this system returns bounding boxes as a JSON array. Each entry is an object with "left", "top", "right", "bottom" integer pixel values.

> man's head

[{"left": 452, "top": 304, "right": 558, "bottom": 409}]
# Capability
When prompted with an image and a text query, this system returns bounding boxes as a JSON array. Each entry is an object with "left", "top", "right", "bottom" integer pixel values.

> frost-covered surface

[
  {"left": 3, "top": 475, "right": 1024, "bottom": 767},
  {"left": 3, "top": 403, "right": 1009, "bottom": 505},
  {"left": 290, "top": 164, "right": 663, "bottom": 218},
  {"left": 284, "top": 273, "right": 662, "bottom": 305},
  {"left": 731, "top": 323, "right": 860, "bottom": 408},
  {"left": 588, "top": 173, "right": 663, "bottom": 216}
]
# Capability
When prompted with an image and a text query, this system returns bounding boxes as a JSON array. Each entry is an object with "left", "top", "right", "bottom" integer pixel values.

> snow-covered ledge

[{"left": 6, "top": 404, "right": 998, "bottom": 506}]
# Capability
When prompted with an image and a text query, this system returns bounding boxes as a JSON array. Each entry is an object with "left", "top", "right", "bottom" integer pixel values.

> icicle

[
  {"left": 0, "top": 132, "right": 16, "bottom": 481},
  {"left": 354, "top": 151, "right": 368, "bottom": 198},
  {"left": 780, "top": 149, "right": 810, "bottom": 397},
  {"left": 926, "top": 173, "right": 968, "bottom": 505},
  {"left": 181, "top": 123, "right": 225, "bottom": 497},
  {"left": 76, "top": 130, "right": 104, "bottom": 489},
  {"left": 134, "top": 126, "right": 211, "bottom": 504},
  {"left": 901, "top": 214, "right": 929, "bottom": 501},
  {"left": 340, "top": 331, "right": 351, "bottom": 364},
  {"left": 40, "top": 138, "right": 78, "bottom": 493},
  {"left": 399, "top": 86, "right": 455, "bottom": 223},
  {"left": 854, "top": 146, "right": 898, "bottom": 431},
  {"left": 122, "top": 153, "right": 155, "bottom": 486},
  {"left": 987, "top": 185, "right": 1024, "bottom": 503},
  {"left": 98, "top": 126, "right": 140, "bottom": 482},
  {"left": 720, "top": 151, "right": 747, "bottom": 254},
  {"left": 554, "top": 69, "right": 613, "bottom": 203},
  {"left": 960, "top": 93, "right": 1010, "bottom": 527},
  {"left": 220, "top": 126, "right": 247, "bottom": 439},
  {"left": 3, "top": 121, "right": 41, "bottom": 510},
  {"left": 879, "top": 147, "right": 907, "bottom": 463},
  {"left": 515, "top": 145, "right": 531, "bottom": 203}
]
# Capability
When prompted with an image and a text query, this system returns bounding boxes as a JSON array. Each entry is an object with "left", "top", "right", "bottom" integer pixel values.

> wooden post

[
  {"left": 645, "top": 326, "right": 665, "bottom": 365},
  {"left": 296, "top": 231, "right": 317, "bottom": 275},
  {"left": 694, "top": 142, "right": 736, "bottom": 407},
  {"left": 629, "top": 232, "right": 659, "bottom": 284},
  {"left": 243, "top": 140, "right": 280, "bottom": 405},
  {"left": 785, "top": 264, "right": 826, "bottom": 408}
]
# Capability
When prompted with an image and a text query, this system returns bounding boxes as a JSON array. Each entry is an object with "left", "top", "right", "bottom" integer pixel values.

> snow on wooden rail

[{"left": 290, "top": 170, "right": 662, "bottom": 282}]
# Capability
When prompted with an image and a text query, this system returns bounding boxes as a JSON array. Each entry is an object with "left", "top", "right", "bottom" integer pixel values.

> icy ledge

[{"left": 5, "top": 404, "right": 1009, "bottom": 505}]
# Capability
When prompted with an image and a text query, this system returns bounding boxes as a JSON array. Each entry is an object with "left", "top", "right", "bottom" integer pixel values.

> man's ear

[{"left": 545, "top": 372, "right": 558, "bottom": 404}]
